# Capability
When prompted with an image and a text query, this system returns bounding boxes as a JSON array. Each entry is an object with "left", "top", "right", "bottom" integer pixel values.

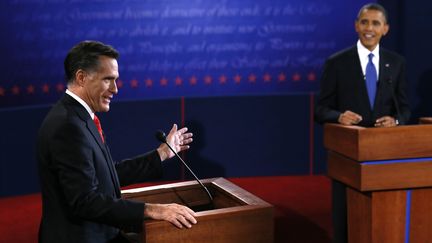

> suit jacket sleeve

[
  {"left": 314, "top": 57, "right": 342, "bottom": 124},
  {"left": 393, "top": 58, "right": 410, "bottom": 124},
  {"left": 115, "top": 150, "right": 163, "bottom": 187},
  {"left": 50, "top": 120, "right": 146, "bottom": 229}
]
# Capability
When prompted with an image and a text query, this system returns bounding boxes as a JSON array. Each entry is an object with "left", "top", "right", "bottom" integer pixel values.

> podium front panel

[
  {"left": 328, "top": 152, "right": 432, "bottom": 191},
  {"left": 121, "top": 178, "right": 274, "bottom": 243}
]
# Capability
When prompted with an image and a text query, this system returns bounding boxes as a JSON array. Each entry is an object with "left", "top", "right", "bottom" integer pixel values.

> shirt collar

[
  {"left": 65, "top": 89, "right": 94, "bottom": 119},
  {"left": 357, "top": 40, "right": 380, "bottom": 58}
]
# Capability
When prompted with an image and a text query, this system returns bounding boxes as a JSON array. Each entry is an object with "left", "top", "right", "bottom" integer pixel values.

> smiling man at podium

[{"left": 314, "top": 3, "right": 410, "bottom": 243}]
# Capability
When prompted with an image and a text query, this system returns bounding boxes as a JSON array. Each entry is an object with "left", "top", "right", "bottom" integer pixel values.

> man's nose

[{"left": 110, "top": 80, "right": 118, "bottom": 94}]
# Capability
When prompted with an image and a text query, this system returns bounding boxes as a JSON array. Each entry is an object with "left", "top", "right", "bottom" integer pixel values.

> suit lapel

[
  {"left": 350, "top": 47, "right": 373, "bottom": 112},
  {"left": 63, "top": 95, "right": 122, "bottom": 196},
  {"left": 378, "top": 50, "right": 392, "bottom": 84},
  {"left": 65, "top": 95, "right": 108, "bottom": 157},
  {"left": 374, "top": 50, "right": 392, "bottom": 111},
  {"left": 84, "top": 113, "right": 122, "bottom": 196}
]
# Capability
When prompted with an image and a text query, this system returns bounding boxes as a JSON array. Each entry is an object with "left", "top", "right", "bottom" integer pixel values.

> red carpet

[{"left": 0, "top": 175, "right": 331, "bottom": 243}]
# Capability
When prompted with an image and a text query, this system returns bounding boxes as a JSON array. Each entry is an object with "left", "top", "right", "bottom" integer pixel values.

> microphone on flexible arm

[
  {"left": 387, "top": 77, "right": 403, "bottom": 125},
  {"left": 155, "top": 130, "right": 214, "bottom": 204}
]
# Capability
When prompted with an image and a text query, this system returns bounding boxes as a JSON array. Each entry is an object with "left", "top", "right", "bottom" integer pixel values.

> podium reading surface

[{"left": 122, "top": 177, "right": 274, "bottom": 243}]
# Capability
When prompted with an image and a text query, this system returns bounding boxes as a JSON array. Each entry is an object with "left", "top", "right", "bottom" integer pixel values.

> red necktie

[{"left": 93, "top": 114, "right": 105, "bottom": 143}]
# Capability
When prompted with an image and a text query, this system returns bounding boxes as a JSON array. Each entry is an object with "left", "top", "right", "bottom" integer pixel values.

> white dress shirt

[
  {"left": 357, "top": 40, "right": 380, "bottom": 78},
  {"left": 65, "top": 89, "right": 95, "bottom": 119}
]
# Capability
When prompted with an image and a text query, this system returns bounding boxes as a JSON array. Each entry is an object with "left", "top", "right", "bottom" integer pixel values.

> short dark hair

[
  {"left": 64, "top": 40, "right": 119, "bottom": 84},
  {"left": 357, "top": 3, "right": 388, "bottom": 24}
]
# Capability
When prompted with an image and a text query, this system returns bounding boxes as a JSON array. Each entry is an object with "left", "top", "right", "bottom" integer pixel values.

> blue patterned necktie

[{"left": 365, "top": 53, "right": 377, "bottom": 108}]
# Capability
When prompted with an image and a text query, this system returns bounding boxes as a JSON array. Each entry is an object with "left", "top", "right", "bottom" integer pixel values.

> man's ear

[
  {"left": 383, "top": 23, "right": 389, "bottom": 36},
  {"left": 354, "top": 20, "right": 360, "bottom": 33},
  {"left": 75, "top": 69, "right": 86, "bottom": 87}
]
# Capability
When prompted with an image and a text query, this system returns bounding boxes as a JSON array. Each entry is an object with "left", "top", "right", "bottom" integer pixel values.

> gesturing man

[{"left": 37, "top": 41, "right": 197, "bottom": 243}]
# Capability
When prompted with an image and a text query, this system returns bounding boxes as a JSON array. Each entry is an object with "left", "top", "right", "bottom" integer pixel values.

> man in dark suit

[
  {"left": 37, "top": 41, "right": 197, "bottom": 243},
  {"left": 314, "top": 3, "right": 410, "bottom": 243}
]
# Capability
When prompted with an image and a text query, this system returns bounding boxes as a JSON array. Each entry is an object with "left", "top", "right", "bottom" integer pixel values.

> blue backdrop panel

[
  {"left": 100, "top": 98, "right": 185, "bottom": 182},
  {"left": 0, "top": 106, "right": 48, "bottom": 196},
  {"left": 184, "top": 94, "right": 311, "bottom": 178},
  {"left": 0, "top": 0, "right": 368, "bottom": 108},
  {"left": 0, "top": 94, "right": 314, "bottom": 196}
]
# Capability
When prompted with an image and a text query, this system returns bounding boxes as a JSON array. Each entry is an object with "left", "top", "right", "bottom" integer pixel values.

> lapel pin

[{"left": 385, "top": 63, "right": 390, "bottom": 67}]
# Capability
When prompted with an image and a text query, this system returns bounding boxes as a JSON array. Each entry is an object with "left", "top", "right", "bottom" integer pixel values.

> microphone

[
  {"left": 387, "top": 77, "right": 402, "bottom": 125},
  {"left": 155, "top": 130, "right": 213, "bottom": 203}
]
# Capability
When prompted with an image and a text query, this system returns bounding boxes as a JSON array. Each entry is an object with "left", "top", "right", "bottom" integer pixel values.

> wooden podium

[
  {"left": 419, "top": 117, "right": 432, "bottom": 124},
  {"left": 324, "top": 124, "right": 432, "bottom": 243},
  {"left": 121, "top": 177, "right": 274, "bottom": 243}
]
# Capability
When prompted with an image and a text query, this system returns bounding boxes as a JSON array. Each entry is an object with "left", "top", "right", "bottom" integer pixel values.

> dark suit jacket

[
  {"left": 315, "top": 46, "right": 410, "bottom": 127},
  {"left": 37, "top": 94, "right": 163, "bottom": 243}
]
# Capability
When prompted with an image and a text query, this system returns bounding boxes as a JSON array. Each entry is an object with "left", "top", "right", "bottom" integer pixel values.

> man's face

[
  {"left": 355, "top": 9, "right": 389, "bottom": 51},
  {"left": 82, "top": 56, "right": 119, "bottom": 113}
]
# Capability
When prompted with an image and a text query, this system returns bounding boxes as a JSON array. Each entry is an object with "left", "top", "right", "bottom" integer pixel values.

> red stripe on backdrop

[
  {"left": 180, "top": 96, "right": 186, "bottom": 180},
  {"left": 309, "top": 93, "right": 315, "bottom": 175}
]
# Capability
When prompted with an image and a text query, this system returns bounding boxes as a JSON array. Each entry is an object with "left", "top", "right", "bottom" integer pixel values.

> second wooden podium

[
  {"left": 121, "top": 177, "right": 274, "bottom": 243},
  {"left": 324, "top": 124, "right": 432, "bottom": 243}
]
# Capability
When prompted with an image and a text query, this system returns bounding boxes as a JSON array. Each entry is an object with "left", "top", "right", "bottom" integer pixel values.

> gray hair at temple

[{"left": 64, "top": 40, "right": 119, "bottom": 84}]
